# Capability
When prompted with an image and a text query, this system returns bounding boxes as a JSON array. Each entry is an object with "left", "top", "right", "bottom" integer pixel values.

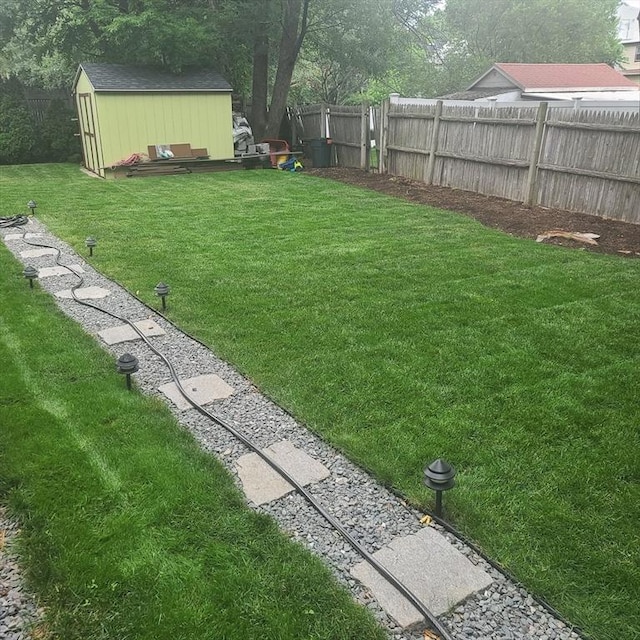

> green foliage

[
  {"left": 444, "top": 0, "right": 623, "bottom": 66},
  {"left": 292, "top": 0, "right": 423, "bottom": 104},
  {"left": 0, "top": 0, "right": 628, "bottom": 117},
  {"left": 0, "top": 83, "right": 36, "bottom": 164},
  {"left": 0, "top": 0, "right": 248, "bottom": 89},
  {"left": 37, "top": 99, "right": 81, "bottom": 163}
]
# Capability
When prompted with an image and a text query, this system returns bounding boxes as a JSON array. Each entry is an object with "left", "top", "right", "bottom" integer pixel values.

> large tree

[
  {"left": 0, "top": 0, "right": 237, "bottom": 87},
  {"left": 249, "top": 0, "right": 311, "bottom": 139},
  {"left": 382, "top": 0, "right": 624, "bottom": 98},
  {"left": 443, "top": 0, "right": 622, "bottom": 66},
  {"left": 289, "top": 0, "right": 430, "bottom": 105}
]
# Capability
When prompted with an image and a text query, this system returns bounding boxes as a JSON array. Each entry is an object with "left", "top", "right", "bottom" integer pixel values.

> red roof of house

[{"left": 494, "top": 63, "right": 638, "bottom": 91}]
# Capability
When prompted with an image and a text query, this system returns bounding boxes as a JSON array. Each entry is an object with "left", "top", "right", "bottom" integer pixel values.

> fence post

[
  {"left": 320, "top": 102, "right": 328, "bottom": 138},
  {"left": 425, "top": 100, "right": 443, "bottom": 185},
  {"left": 360, "top": 102, "right": 370, "bottom": 171},
  {"left": 379, "top": 98, "right": 390, "bottom": 174},
  {"left": 524, "top": 102, "right": 548, "bottom": 206},
  {"left": 289, "top": 107, "right": 298, "bottom": 148}
]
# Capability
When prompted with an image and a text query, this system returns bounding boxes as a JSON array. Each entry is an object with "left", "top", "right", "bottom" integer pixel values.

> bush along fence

[
  {"left": 294, "top": 101, "right": 640, "bottom": 225},
  {"left": 0, "top": 81, "right": 80, "bottom": 165}
]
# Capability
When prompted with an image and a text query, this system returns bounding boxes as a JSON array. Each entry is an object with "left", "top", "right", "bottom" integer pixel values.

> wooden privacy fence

[
  {"left": 294, "top": 101, "right": 640, "bottom": 224},
  {"left": 379, "top": 101, "right": 640, "bottom": 223},
  {"left": 292, "top": 104, "right": 372, "bottom": 170},
  {"left": 23, "top": 88, "right": 73, "bottom": 124}
]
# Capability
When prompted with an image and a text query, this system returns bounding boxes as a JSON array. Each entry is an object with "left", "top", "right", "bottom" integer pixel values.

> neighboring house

[
  {"left": 617, "top": 0, "right": 640, "bottom": 84},
  {"left": 463, "top": 63, "right": 639, "bottom": 102},
  {"left": 73, "top": 63, "right": 234, "bottom": 178}
]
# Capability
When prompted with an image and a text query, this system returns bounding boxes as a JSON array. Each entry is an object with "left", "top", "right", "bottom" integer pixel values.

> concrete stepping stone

[
  {"left": 37, "top": 265, "right": 85, "bottom": 278},
  {"left": 98, "top": 319, "right": 166, "bottom": 345},
  {"left": 55, "top": 286, "right": 111, "bottom": 300},
  {"left": 19, "top": 248, "right": 57, "bottom": 258},
  {"left": 351, "top": 526, "right": 492, "bottom": 627},
  {"left": 235, "top": 439, "right": 331, "bottom": 505},
  {"left": 158, "top": 373, "right": 234, "bottom": 411}
]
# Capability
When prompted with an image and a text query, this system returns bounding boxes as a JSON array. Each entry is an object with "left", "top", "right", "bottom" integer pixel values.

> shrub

[
  {"left": 0, "top": 94, "right": 37, "bottom": 165},
  {"left": 38, "top": 99, "right": 81, "bottom": 163}
]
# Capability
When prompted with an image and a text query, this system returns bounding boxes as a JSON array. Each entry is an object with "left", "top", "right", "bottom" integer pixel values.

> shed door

[{"left": 78, "top": 93, "right": 101, "bottom": 175}]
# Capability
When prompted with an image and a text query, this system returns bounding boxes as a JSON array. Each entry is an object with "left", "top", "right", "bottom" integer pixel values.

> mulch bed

[{"left": 308, "top": 168, "right": 640, "bottom": 258}]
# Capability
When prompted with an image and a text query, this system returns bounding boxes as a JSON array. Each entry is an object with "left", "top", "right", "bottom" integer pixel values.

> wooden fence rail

[{"left": 295, "top": 101, "right": 640, "bottom": 224}]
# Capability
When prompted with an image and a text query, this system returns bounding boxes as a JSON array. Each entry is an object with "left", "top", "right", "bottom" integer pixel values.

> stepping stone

[
  {"left": 158, "top": 373, "right": 234, "bottom": 411},
  {"left": 19, "top": 248, "right": 57, "bottom": 258},
  {"left": 98, "top": 319, "right": 166, "bottom": 345},
  {"left": 55, "top": 286, "right": 111, "bottom": 299},
  {"left": 235, "top": 439, "right": 331, "bottom": 505},
  {"left": 38, "top": 265, "right": 84, "bottom": 278},
  {"left": 350, "top": 526, "right": 492, "bottom": 627},
  {"left": 4, "top": 233, "right": 42, "bottom": 241}
]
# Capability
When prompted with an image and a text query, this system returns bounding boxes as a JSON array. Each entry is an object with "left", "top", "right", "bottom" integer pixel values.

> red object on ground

[{"left": 262, "top": 139, "right": 290, "bottom": 167}]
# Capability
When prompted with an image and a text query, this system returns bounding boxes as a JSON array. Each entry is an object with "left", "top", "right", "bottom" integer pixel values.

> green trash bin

[{"left": 309, "top": 138, "right": 332, "bottom": 168}]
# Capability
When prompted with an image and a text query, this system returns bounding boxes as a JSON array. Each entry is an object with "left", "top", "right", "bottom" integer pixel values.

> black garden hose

[{"left": 0, "top": 215, "right": 28, "bottom": 228}]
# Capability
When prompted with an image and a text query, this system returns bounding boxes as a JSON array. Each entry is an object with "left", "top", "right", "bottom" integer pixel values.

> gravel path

[
  {"left": 1, "top": 219, "right": 584, "bottom": 640},
  {"left": 0, "top": 509, "right": 43, "bottom": 640}
]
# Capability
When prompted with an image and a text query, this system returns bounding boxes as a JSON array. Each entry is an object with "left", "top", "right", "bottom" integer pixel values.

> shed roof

[
  {"left": 470, "top": 63, "right": 638, "bottom": 92},
  {"left": 75, "top": 63, "right": 232, "bottom": 92}
]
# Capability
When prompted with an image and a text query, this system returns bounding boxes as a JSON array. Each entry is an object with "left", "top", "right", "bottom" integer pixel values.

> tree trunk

[
  {"left": 250, "top": 7, "right": 269, "bottom": 140},
  {"left": 264, "top": 0, "right": 309, "bottom": 139}
]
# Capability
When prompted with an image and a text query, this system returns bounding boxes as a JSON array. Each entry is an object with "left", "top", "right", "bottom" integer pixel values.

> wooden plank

[
  {"left": 524, "top": 102, "right": 548, "bottom": 206},
  {"left": 170, "top": 143, "right": 192, "bottom": 157},
  {"left": 385, "top": 145, "right": 430, "bottom": 157},
  {"left": 546, "top": 121, "right": 640, "bottom": 133},
  {"left": 439, "top": 116, "right": 536, "bottom": 126},
  {"left": 388, "top": 112, "right": 435, "bottom": 121},
  {"left": 426, "top": 100, "right": 443, "bottom": 185},
  {"left": 436, "top": 152, "right": 529, "bottom": 168},
  {"left": 537, "top": 164, "right": 640, "bottom": 185}
]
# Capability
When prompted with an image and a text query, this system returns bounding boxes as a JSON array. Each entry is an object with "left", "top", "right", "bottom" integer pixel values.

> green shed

[{"left": 73, "top": 63, "right": 234, "bottom": 177}]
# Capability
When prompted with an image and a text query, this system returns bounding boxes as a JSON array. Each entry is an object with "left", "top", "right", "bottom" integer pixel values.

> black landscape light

[
  {"left": 23, "top": 265, "right": 38, "bottom": 288},
  {"left": 27, "top": 200, "right": 37, "bottom": 215},
  {"left": 116, "top": 352, "right": 139, "bottom": 390},
  {"left": 423, "top": 458, "right": 456, "bottom": 518},
  {"left": 85, "top": 236, "right": 97, "bottom": 256},
  {"left": 154, "top": 282, "right": 170, "bottom": 310}
]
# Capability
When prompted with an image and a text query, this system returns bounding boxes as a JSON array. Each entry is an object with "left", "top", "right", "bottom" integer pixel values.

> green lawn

[
  {"left": 0, "top": 203, "right": 386, "bottom": 638},
  {"left": 2, "top": 164, "right": 639, "bottom": 640}
]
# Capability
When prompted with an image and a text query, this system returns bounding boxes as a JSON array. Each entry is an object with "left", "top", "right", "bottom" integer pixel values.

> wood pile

[{"left": 126, "top": 164, "right": 191, "bottom": 177}]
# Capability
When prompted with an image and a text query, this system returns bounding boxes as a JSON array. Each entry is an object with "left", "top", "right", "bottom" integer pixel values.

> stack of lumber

[{"left": 126, "top": 164, "right": 191, "bottom": 177}]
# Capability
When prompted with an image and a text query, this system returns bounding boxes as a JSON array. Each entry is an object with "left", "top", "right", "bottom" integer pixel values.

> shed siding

[{"left": 95, "top": 92, "right": 233, "bottom": 167}]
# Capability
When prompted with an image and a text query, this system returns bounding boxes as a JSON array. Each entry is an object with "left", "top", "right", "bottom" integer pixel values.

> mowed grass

[
  {"left": 0, "top": 236, "right": 386, "bottom": 638},
  {"left": 2, "top": 164, "right": 639, "bottom": 639}
]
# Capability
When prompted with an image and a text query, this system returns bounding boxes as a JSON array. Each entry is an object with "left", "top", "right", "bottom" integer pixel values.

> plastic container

[{"left": 309, "top": 138, "right": 332, "bottom": 168}]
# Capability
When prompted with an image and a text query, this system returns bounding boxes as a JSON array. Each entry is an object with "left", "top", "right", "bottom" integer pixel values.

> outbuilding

[{"left": 73, "top": 63, "right": 234, "bottom": 177}]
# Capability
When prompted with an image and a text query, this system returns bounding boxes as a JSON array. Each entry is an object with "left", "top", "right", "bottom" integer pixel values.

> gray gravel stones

[
  {"left": 0, "top": 509, "right": 43, "bottom": 640},
  {"left": 1, "top": 219, "right": 585, "bottom": 640}
]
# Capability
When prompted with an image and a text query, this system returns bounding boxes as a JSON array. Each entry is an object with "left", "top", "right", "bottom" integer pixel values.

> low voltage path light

[
  {"left": 116, "top": 353, "right": 139, "bottom": 390},
  {"left": 27, "top": 200, "right": 37, "bottom": 215},
  {"left": 23, "top": 265, "right": 38, "bottom": 288},
  {"left": 154, "top": 282, "right": 170, "bottom": 310},
  {"left": 85, "top": 236, "right": 97, "bottom": 256},
  {"left": 423, "top": 458, "right": 456, "bottom": 518}
]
